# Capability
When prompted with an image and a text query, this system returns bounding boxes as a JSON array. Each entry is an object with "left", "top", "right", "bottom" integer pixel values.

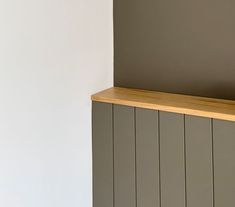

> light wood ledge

[{"left": 91, "top": 87, "right": 235, "bottom": 122}]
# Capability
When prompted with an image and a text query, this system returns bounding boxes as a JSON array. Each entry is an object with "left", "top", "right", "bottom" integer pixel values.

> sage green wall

[
  {"left": 93, "top": 102, "right": 235, "bottom": 207},
  {"left": 114, "top": 0, "right": 235, "bottom": 100}
]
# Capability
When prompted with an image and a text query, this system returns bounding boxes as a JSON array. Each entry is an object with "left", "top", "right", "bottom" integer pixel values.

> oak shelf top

[{"left": 91, "top": 87, "right": 235, "bottom": 122}]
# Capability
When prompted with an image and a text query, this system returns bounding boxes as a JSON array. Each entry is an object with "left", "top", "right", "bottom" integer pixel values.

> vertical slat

[
  {"left": 114, "top": 105, "right": 135, "bottom": 207},
  {"left": 213, "top": 119, "right": 235, "bottom": 207},
  {"left": 159, "top": 111, "right": 185, "bottom": 207},
  {"left": 136, "top": 108, "right": 160, "bottom": 207},
  {"left": 92, "top": 102, "right": 113, "bottom": 207},
  {"left": 185, "top": 115, "right": 213, "bottom": 207}
]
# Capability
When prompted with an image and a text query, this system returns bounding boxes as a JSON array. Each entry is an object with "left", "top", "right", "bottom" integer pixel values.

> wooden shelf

[{"left": 91, "top": 87, "right": 235, "bottom": 122}]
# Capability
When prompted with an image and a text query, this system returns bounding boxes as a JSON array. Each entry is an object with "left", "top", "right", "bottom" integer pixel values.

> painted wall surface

[
  {"left": 114, "top": 0, "right": 235, "bottom": 100},
  {"left": 93, "top": 102, "right": 235, "bottom": 207},
  {"left": 0, "top": 0, "right": 113, "bottom": 207}
]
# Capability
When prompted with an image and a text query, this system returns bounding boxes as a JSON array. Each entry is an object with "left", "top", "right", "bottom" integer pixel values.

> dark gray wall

[{"left": 114, "top": 0, "right": 235, "bottom": 100}]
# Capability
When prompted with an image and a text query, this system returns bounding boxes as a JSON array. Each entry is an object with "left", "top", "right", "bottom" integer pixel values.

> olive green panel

[
  {"left": 136, "top": 108, "right": 160, "bottom": 207},
  {"left": 92, "top": 102, "right": 113, "bottom": 207},
  {"left": 185, "top": 116, "right": 213, "bottom": 207},
  {"left": 114, "top": 105, "right": 136, "bottom": 207},
  {"left": 159, "top": 111, "right": 185, "bottom": 207},
  {"left": 213, "top": 119, "right": 235, "bottom": 207}
]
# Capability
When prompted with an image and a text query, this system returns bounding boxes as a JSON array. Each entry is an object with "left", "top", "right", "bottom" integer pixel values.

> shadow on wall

[
  {"left": 115, "top": 80, "right": 235, "bottom": 101},
  {"left": 209, "top": 84, "right": 235, "bottom": 100}
]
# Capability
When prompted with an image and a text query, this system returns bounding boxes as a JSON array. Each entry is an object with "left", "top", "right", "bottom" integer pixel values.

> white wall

[{"left": 0, "top": 0, "right": 113, "bottom": 206}]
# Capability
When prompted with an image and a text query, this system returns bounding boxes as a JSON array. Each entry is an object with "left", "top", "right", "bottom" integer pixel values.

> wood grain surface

[{"left": 91, "top": 87, "right": 235, "bottom": 122}]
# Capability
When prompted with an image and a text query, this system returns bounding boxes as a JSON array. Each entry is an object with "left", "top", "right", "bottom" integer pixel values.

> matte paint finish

[
  {"left": 159, "top": 112, "right": 185, "bottom": 207},
  {"left": 213, "top": 120, "right": 235, "bottom": 207},
  {"left": 92, "top": 102, "right": 235, "bottom": 207},
  {"left": 113, "top": 105, "right": 136, "bottom": 207},
  {"left": 92, "top": 102, "right": 113, "bottom": 207},
  {"left": 114, "top": 0, "right": 235, "bottom": 100},
  {"left": 136, "top": 108, "right": 160, "bottom": 207},
  {"left": 185, "top": 116, "right": 213, "bottom": 207}
]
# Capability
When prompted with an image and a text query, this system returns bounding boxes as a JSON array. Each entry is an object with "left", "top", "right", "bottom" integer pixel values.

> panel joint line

[
  {"left": 112, "top": 104, "right": 115, "bottom": 207},
  {"left": 184, "top": 115, "right": 187, "bottom": 207},
  {"left": 158, "top": 111, "right": 162, "bottom": 207},
  {"left": 211, "top": 119, "right": 215, "bottom": 207},
  {"left": 134, "top": 107, "right": 138, "bottom": 207}
]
